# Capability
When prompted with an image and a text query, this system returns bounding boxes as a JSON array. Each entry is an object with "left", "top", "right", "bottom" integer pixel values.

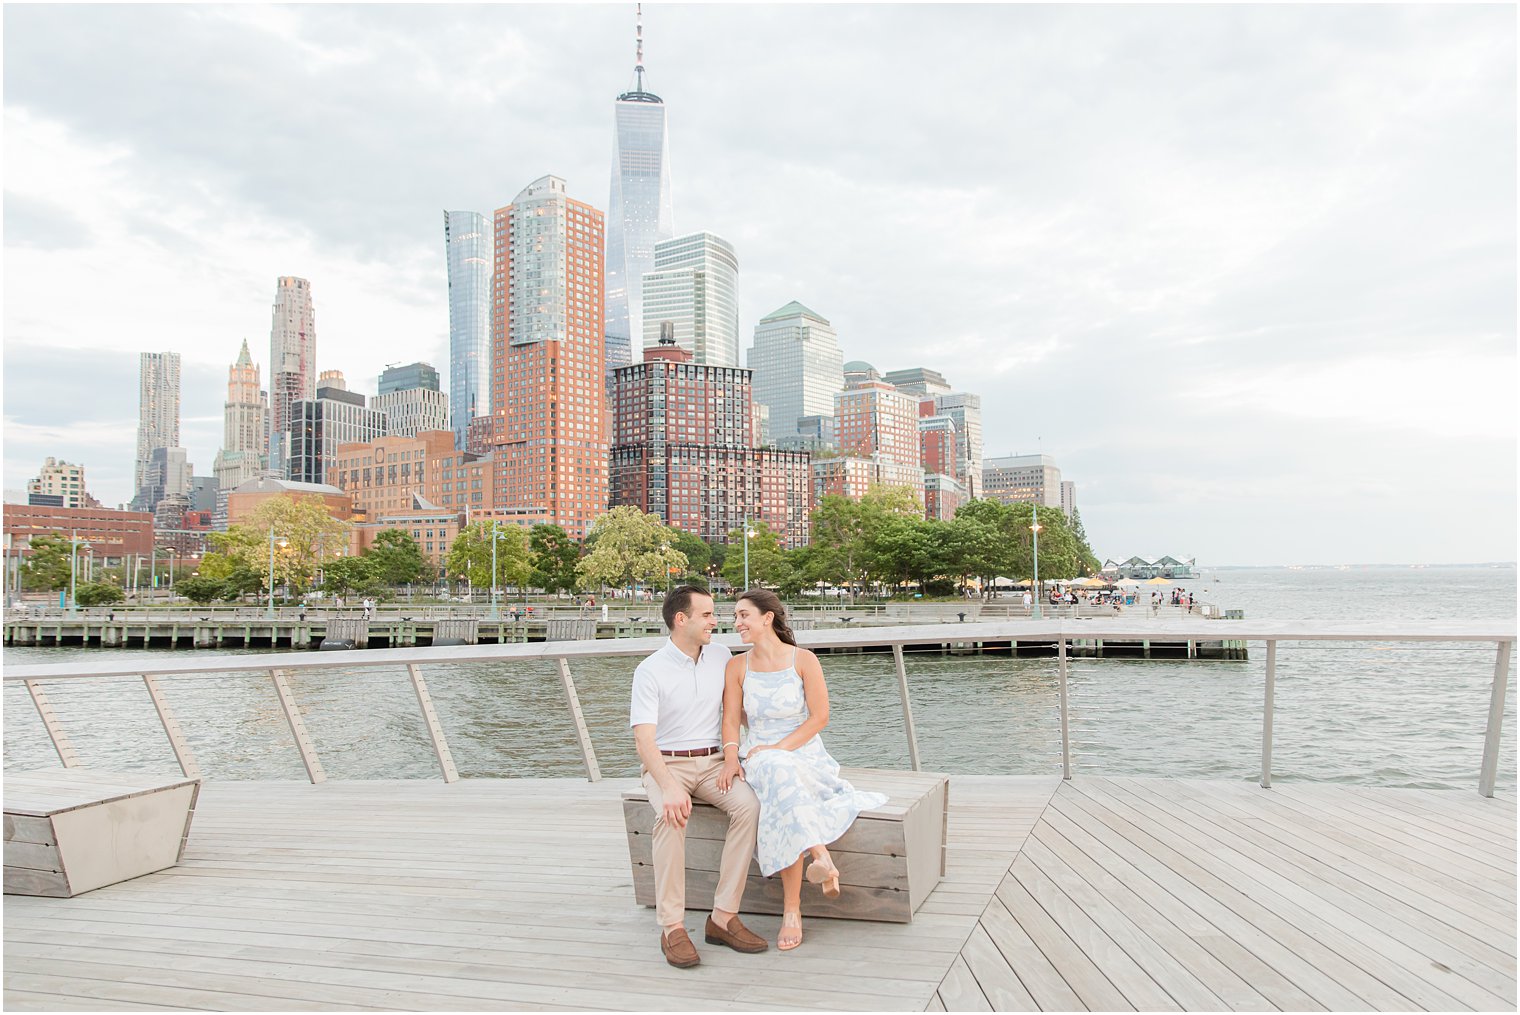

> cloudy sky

[{"left": 4, "top": 4, "right": 1515, "bottom": 565}]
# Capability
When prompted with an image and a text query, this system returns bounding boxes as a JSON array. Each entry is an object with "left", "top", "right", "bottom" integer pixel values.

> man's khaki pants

[{"left": 642, "top": 754, "right": 761, "bottom": 928}]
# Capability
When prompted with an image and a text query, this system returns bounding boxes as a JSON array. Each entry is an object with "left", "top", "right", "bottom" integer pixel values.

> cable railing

[{"left": 4, "top": 619, "right": 1513, "bottom": 797}]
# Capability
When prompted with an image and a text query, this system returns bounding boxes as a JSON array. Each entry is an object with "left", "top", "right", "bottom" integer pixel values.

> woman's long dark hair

[{"left": 737, "top": 587, "right": 797, "bottom": 646}]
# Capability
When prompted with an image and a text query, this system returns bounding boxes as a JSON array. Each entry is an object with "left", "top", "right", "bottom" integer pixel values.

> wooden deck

[{"left": 3, "top": 775, "right": 1514, "bottom": 1011}]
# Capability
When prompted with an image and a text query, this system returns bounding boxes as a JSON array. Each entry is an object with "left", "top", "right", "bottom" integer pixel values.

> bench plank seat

[
  {"left": 622, "top": 767, "right": 948, "bottom": 923},
  {"left": 4, "top": 770, "right": 201, "bottom": 898}
]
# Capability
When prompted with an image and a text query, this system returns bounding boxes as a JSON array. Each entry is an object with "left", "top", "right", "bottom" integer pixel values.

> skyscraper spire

[{"left": 635, "top": 3, "right": 645, "bottom": 92}]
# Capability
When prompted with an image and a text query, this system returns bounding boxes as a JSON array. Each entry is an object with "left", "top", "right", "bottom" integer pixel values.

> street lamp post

[
  {"left": 68, "top": 530, "right": 80, "bottom": 613},
  {"left": 266, "top": 525, "right": 289, "bottom": 619},
  {"left": 1030, "top": 507, "right": 1043, "bottom": 620},
  {"left": 742, "top": 517, "right": 757, "bottom": 591},
  {"left": 489, "top": 519, "right": 499, "bottom": 621}
]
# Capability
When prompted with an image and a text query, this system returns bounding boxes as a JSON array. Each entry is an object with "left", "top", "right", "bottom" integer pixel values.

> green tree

[
  {"left": 1068, "top": 507, "right": 1101, "bottom": 574},
  {"left": 576, "top": 506, "right": 686, "bottom": 590},
  {"left": 74, "top": 581, "right": 125, "bottom": 607},
  {"left": 668, "top": 529, "right": 710, "bottom": 580},
  {"left": 366, "top": 529, "right": 430, "bottom": 586},
  {"left": 216, "top": 495, "right": 351, "bottom": 595},
  {"left": 528, "top": 523, "right": 581, "bottom": 594},
  {"left": 868, "top": 516, "right": 950, "bottom": 593},
  {"left": 21, "top": 534, "right": 74, "bottom": 591},
  {"left": 447, "top": 521, "right": 532, "bottom": 592},
  {"left": 723, "top": 520, "right": 790, "bottom": 591},
  {"left": 321, "top": 555, "right": 380, "bottom": 597},
  {"left": 175, "top": 575, "right": 229, "bottom": 605}
]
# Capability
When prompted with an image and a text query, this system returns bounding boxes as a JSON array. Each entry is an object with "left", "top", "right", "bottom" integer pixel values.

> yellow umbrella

[
  {"left": 1144, "top": 576, "right": 1174, "bottom": 585},
  {"left": 1075, "top": 576, "right": 1108, "bottom": 587}
]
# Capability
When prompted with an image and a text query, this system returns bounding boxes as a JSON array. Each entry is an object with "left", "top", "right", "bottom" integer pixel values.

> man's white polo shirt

[{"left": 629, "top": 638, "right": 733, "bottom": 751}]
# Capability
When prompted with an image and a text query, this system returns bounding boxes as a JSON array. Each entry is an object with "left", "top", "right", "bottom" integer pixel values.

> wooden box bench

[
  {"left": 623, "top": 767, "right": 948, "bottom": 923},
  {"left": 4, "top": 769, "right": 201, "bottom": 898}
]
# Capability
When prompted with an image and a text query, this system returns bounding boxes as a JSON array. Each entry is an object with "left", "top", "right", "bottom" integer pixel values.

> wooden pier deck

[{"left": 4, "top": 775, "right": 1514, "bottom": 1011}]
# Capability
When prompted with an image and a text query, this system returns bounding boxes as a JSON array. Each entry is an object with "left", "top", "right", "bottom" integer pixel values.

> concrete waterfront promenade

[{"left": 4, "top": 775, "right": 1514, "bottom": 1011}]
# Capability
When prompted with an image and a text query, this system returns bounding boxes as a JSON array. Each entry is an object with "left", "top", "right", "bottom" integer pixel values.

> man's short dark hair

[{"left": 663, "top": 585, "right": 713, "bottom": 630}]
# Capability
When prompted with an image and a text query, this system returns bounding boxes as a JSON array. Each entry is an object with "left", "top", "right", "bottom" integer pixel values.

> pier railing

[{"left": 4, "top": 619, "right": 1513, "bottom": 797}]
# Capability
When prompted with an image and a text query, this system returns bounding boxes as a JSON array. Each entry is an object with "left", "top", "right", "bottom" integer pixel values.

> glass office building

[
  {"left": 640, "top": 232, "right": 739, "bottom": 367},
  {"left": 445, "top": 210, "right": 491, "bottom": 450},
  {"left": 606, "top": 55, "right": 674, "bottom": 378},
  {"left": 746, "top": 301, "right": 844, "bottom": 446}
]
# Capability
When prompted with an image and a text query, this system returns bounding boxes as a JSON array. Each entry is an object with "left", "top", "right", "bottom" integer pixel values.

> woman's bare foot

[{"left": 778, "top": 911, "right": 803, "bottom": 951}]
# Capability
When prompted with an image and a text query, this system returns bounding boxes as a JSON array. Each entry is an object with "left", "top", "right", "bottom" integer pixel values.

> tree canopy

[{"left": 576, "top": 506, "right": 687, "bottom": 589}]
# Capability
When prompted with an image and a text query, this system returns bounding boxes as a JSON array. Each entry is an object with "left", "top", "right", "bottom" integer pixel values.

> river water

[{"left": 4, "top": 566, "right": 1515, "bottom": 791}]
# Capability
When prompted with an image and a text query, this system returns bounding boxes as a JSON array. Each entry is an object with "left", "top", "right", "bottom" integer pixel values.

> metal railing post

[
  {"left": 407, "top": 663, "right": 459, "bottom": 783},
  {"left": 891, "top": 643, "right": 922, "bottom": 771},
  {"left": 555, "top": 658, "right": 602, "bottom": 782},
  {"left": 270, "top": 669, "right": 326, "bottom": 784},
  {"left": 1478, "top": 639, "right": 1512, "bottom": 798},
  {"left": 24, "top": 680, "right": 80, "bottom": 768},
  {"left": 1058, "top": 636, "right": 1071, "bottom": 780},
  {"left": 142, "top": 674, "right": 200, "bottom": 779},
  {"left": 1261, "top": 640, "right": 1276, "bottom": 789}
]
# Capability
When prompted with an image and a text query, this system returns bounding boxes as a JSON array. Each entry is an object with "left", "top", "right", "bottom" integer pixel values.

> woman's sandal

[
  {"left": 778, "top": 911, "right": 803, "bottom": 951},
  {"left": 806, "top": 856, "right": 842, "bottom": 898}
]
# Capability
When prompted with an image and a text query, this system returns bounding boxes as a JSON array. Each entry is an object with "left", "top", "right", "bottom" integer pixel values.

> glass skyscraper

[
  {"left": 605, "top": 10, "right": 674, "bottom": 377},
  {"left": 445, "top": 210, "right": 490, "bottom": 450},
  {"left": 641, "top": 232, "right": 739, "bottom": 367},
  {"left": 746, "top": 301, "right": 844, "bottom": 446}
]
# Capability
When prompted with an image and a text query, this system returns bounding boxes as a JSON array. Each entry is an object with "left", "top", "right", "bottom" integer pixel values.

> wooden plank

[
  {"left": 1069, "top": 779, "right": 1436, "bottom": 1011},
  {"left": 142, "top": 674, "right": 201, "bottom": 780},
  {"left": 925, "top": 991, "right": 946, "bottom": 1011},
  {"left": 934, "top": 955, "right": 992, "bottom": 1011},
  {"left": 3, "top": 814, "right": 54, "bottom": 846},
  {"left": 956, "top": 923, "right": 1039, "bottom": 1011},
  {"left": 4, "top": 841, "right": 61, "bottom": 872},
  {"left": 1030, "top": 813, "right": 1287, "bottom": 1011},
  {"left": 625, "top": 831, "right": 910, "bottom": 889},
  {"left": 405, "top": 663, "right": 459, "bottom": 783},
  {"left": 1140, "top": 782, "right": 1517, "bottom": 994},
  {"left": 630, "top": 864, "right": 912, "bottom": 922},
  {"left": 1007, "top": 852, "right": 1180, "bottom": 1010},
  {"left": 976, "top": 894, "right": 1087, "bottom": 1011},
  {"left": 995, "top": 873, "right": 1135, "bottom": 1011},
  {"left": 1102, "top": 777, "right": 1506, "bottom": 1011},
  {"left": 3, "top": 866, "right": 69, "bottom": 897},
  {"left": 1018, "top": 834, "right": 1228, "bottom": 1011},
  {"left": 22, "top": 680, "right": 79, "bottom": 768},
  {"left": 1053, "top": 784, "right": 1371, "bottom": 1010},
  {"left": 1172, "top": 782, "right": 1516, "bottom": 928}
]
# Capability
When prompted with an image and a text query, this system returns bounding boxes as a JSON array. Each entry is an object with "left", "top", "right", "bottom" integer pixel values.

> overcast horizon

[{"left": 3, "top": 4, "right": 1515, "bottom": 567}]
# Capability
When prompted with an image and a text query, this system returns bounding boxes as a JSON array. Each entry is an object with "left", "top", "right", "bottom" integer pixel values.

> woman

[{"left": 715, "top": 589, "right": 887, "bottom": 951}]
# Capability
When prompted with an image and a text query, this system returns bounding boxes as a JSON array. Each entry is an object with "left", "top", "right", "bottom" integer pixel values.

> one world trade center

[{"left": 605, "top": 4, "right": 674, "bottom": 377}]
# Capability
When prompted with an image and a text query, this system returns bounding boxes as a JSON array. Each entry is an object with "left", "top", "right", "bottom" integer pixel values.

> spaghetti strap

[{"left": 791, "top": 647, "right": 798, "bottom": 670}]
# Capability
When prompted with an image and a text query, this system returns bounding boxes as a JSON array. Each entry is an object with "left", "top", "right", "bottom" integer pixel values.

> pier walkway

[{"left": 5, "top": 774, "right": 1514, "bottom": 1011}]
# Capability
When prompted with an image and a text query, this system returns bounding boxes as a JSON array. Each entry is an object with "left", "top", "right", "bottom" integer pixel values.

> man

[{"left": 631, "top": 585, "right": 767, "bottom": 967}]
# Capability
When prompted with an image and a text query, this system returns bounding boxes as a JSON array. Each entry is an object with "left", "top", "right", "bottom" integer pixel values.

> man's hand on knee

[{"left": 662, "top": 784, "right": 693, "bottom": 828}]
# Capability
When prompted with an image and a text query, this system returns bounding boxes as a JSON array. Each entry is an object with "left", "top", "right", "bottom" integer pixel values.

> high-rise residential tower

[
  {"left": 488, "top": 176, "right": 608, "bottom": 538},
  {"left": 641, "top": 232, "right": 739, "bottom": 366},
  {"left": 445, "top": 210, "right": 491, "bottom": 449},
  {"left": 132, "top": 351, "right": 181, "bottom": 511},
  {"left": 268, "top": 276, "right": 316, "bottom": 475},
  {"left": 605, "top": 4, "right": 674, "bottom": 377},
  {"left": 746, "top": 301, "right": 844, "bottom": 447},
  {"left": 212, "top": 339, "right": 269, "bottom": 526}
]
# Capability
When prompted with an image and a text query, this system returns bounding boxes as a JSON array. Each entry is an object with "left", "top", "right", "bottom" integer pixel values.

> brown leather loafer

[
  {"left": 661, "top": 926, "right": 700, "bottom": 968},
  {"left": 704, "top": 914, "right": 769, "bottom": 953}
]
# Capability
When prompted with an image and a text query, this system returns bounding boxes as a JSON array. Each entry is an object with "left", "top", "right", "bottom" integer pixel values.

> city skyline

[{"left": 3, "top": 5, "right": 1514, "bottom": 564}]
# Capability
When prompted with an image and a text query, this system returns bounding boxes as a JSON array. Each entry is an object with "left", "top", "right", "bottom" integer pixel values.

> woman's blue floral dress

[{"left": 740, "top": 649, "right": 888, "bottom": 876}]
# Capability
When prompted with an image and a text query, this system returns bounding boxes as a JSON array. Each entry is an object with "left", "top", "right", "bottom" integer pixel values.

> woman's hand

[{"left": 716, "top": 757, "right": 744, "bottom": 792}]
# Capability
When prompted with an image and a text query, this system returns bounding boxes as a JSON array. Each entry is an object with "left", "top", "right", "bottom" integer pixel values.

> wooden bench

[
  {"left": 623, "top": 767, "right": 948, "bottom": 923},
  {"left": 4, "top": 769, "right": 201, "bottom": 898}
]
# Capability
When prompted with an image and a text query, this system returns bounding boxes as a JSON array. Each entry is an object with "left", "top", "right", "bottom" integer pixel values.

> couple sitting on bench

[{"left": 631, "top": 585, "right": 886, "bottom": 965}]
